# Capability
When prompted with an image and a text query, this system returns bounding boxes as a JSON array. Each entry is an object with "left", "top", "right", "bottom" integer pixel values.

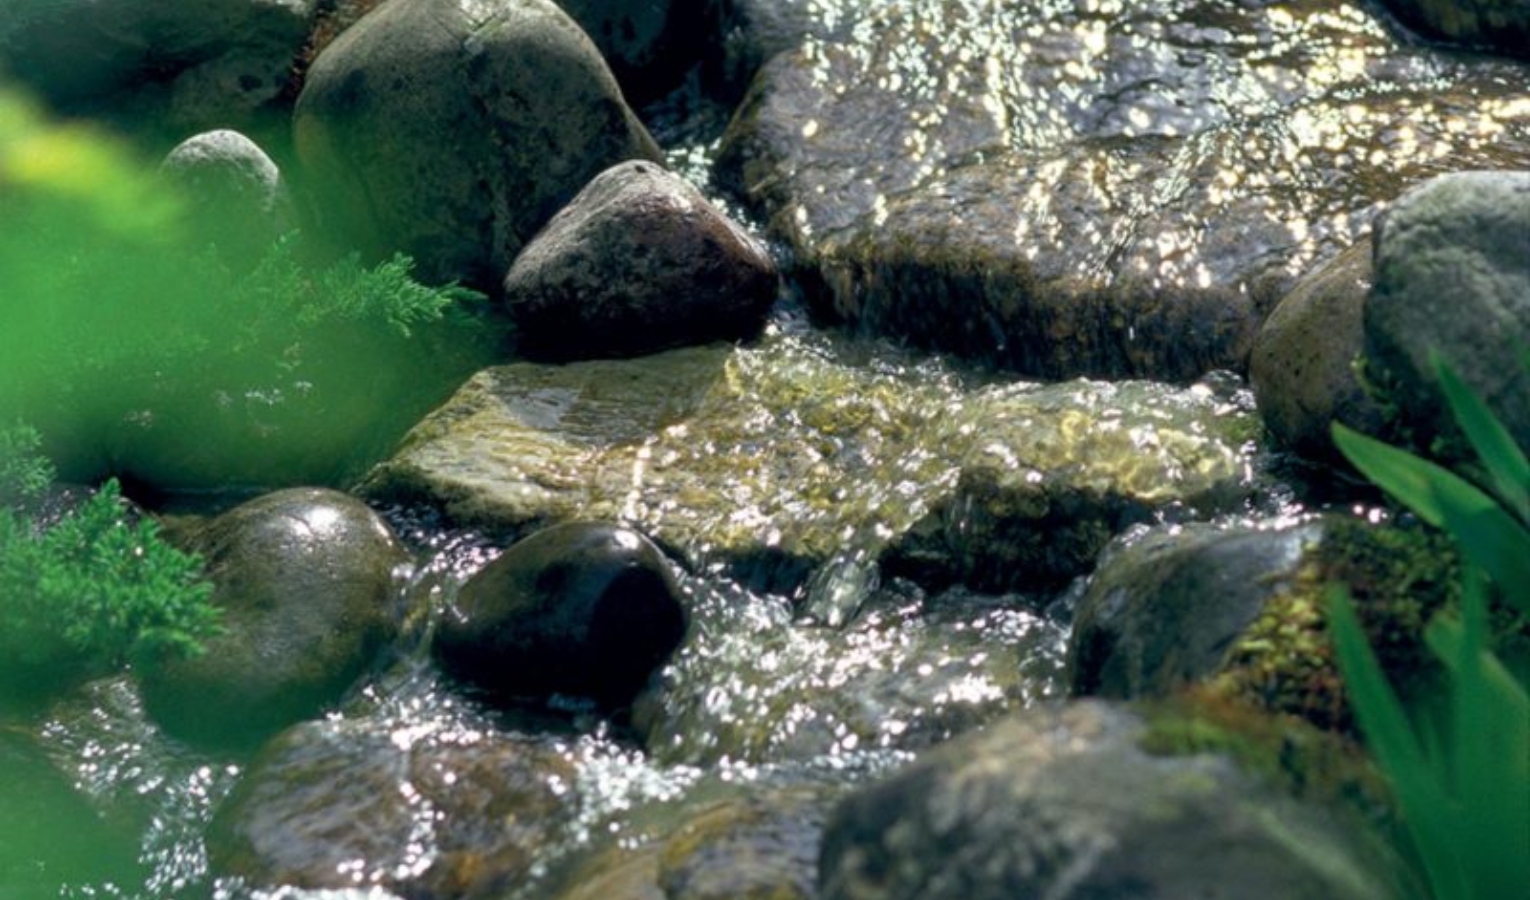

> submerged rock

[
  {"left": 293, "top": 0, "right": 662, "bottom": 290},
  {"left": 360, "top": 332, "right": 1254, "bottom": 596},
  {"left": 138, "top": 488, "right": 408, "bottom": 749},
  {"left": 715, "top": 0, "right": 1530, "bottom": 380},
  {"left": 434, "top": 521, "right": 687, "bottom": 708},
  {"left": 1250, "top": 241, "right": 1384, "bottom": 459},
  {"left": 1364, "top": 169, "right": 1530, "bottom": 451},
  {"left": 504, "top": 160, "right": 778, "bottom": 361},
  {"left": 819, "top": 701, "right": 1397, "bottom": 900},
  {"left": 210, "top": 715, "right": 575, "bottom": 898}
]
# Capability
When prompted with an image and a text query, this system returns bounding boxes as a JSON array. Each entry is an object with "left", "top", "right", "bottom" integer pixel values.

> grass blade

[{"left": 1432, "top": 354, "right": 1530, "bottom": 523}]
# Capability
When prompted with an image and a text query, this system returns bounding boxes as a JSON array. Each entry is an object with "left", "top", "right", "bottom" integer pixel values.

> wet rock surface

[
  {"left": 504, "top": 160, "right": 778, "bottom": 361},
  {"left": 293, "top": 0, "right": 662, "bottom": 290},
  {"left": 1250, "top": 241, "right": 1383, "bottom": 458},
  {"left": 138, "top": 488, "right": 408, "bottom": 749},
  {"left": 1066, "top": 521, "right": 1323, "bottom": 700},
  {"left": 361, "top": 331, "right": 1255, "bottom": 595},
  {"left": 819, "top": 700, "right": 1396, "bottom": 900},
  {"left": 435, "top": 521, "right": 687, "bottom": 709},
  {"left": 1365, "top": 169, "right": 1530, "bottom": 449},
  {"left": 716, "top": 0, "right": 1530, "bottom": 379}
]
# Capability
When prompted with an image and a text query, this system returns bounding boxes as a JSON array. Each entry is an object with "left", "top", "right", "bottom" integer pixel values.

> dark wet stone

[
  {"left": 1376, "top": 0, "right": 1530, "bottom": 59},
  {"left": 819, "top": 701, "right": 1396, "bottom": 900},
  {"left": 293, "top": 0, "right": 662, "bottom": 291},
  {"left": 209, "top": 715, "right": 574, "bottom": 898},
  {"left": 138, "top": 488, "right": 407, "bottom": 749},
  {"left": 159, "top": 129, "right": 293, "bottom": 267},
  {"left": 504, "top": 160, "right": 778, "bottom": 361},
  {"left": 1365, "top": 169, "right": 1530, "bottom": 452},
  {"left": 1066, "top": 521, "right": 1323, "bottom": 700},
  {"left": 434, "top": 521, "right": 687, "bottom": 708},
  {"left": 715, "top": 0, "right": 1530, "bottom": 380},
  {"left": 0, "top": 0, "right": 316, "bottom": 130},
  {"left": 1250, "top": 241, "right": 1385, "bottom": 460},
  {"left": 557, "top": 0, "right": 713, "bottom": 105}
]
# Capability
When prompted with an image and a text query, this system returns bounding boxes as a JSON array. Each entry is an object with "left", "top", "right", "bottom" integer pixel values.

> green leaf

[
  {"left": 1432, "top": 353, "right": 1530, "bottom": 524},
  {"left": 1332, "top": 423, "right": 1530, "bottom": 613}
]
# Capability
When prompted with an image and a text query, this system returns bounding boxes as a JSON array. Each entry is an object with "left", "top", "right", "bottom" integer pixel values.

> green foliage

[
  {"left": 0, "top": 423, "right": 51, "bottom": 508},
  {"left": 0, "top": 86, "right": 492, "bottom": 488},
  {"left": 0, "top": 427, "right": 220, "bottom": 702},
  {"left": 1330, "top": 354, "right": 1530, "bottom": 899}
]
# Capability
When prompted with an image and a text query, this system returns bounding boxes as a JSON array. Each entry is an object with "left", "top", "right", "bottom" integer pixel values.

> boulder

[
  {"left": 210, "top": 715, "right": 574, "bottom": 898},
  {"left": 504, "top": 160, "right": 778, "bottom": 360},
  {"left": 159, "top": 129, "right": 293, "bottom": 266},
  {"left": 1066, "top": 521, "right": 1323, "bottom": 700},
  {"left": 715, "top": 0, "right": 1530, "bottom": 380},
  {"left": 556, "top": 0, "right": 713, "bottom": 105},
  {"left": 819, "top": 701, "right": 1397, "bottom": 900},
  {"left": 360, "top": 332, "right": 1255, "bottom": 597},
  {"left": 138, "top": 488, "right": 408, "bottom": 749},
  {"left": 434, "top": 521, "right": 687, "bottom": 708},
  {"left": 293, "top": 0, "right": 663, "bottom": 291},
  {"left": 1375, "top": 0, "right": 1530, "bottom": 59},
  {"left": 1250, "top": 241, "right": 1385, "bottom": 459},
  {"left": 0, "top": 0, "right": 316, "bottom": 130},
  {"left": 1365, "top": 169, "right": 1530, "bottom": 451}
]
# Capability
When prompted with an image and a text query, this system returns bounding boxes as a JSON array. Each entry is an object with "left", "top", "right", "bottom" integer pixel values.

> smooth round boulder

[
  {"left": 504, "top": 160, "right": 779, "bottom": 360},
  {"left": 138, "top": 488, "right": 408, "bottom": 749},
  {"left": 160, "top": 129, "right": 293, "bottom": 266},
  {"left": 1365, "top": 170, "right": 1530, "bottom": 451},
  {"left": 1250, "top": 241, "right": 1386, "bottom": 459},
  {"left": 819, "top": 701, "right": 1396, "bottom": 900},
  {"left": 293, "top": 0, "right": 663, "bottom": 291},
  {"left": 1066, "top": 522, "right": 1323, "bottom": 700},
  {"left": 434, "top": 521, "right": 687, "bottom": 708}
]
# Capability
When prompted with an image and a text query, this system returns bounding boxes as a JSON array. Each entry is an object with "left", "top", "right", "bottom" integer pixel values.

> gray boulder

[
  {"left": 434, "top": 521, "right": 687, "bottom": 708},
  {"left": 0, "top": 1, "right": 316, "bottom": 129},
  {"left": 715, "top": 0, "right": 1530, "bottom": 380},
  {"left": 293, "top": 0, "right": 663, "bottom": 291},
  {"left": 819, "top": 701, "right": 1397, "bottom": 900},
  {"left": 504, "top": 160, "right": 778, "bottom": 360},
  {"left": 1365, "top": 170, "right": 1530, "bottom": 451},
  {"left": 210, "top": 715, "right": 574, "bottom": 898},
  {"left": 1375, "top": 0, "right": 1530, "bottom": 59},
  {"left": 1250, "top": 242, "right": 1386, "bottom": 459},
  {"left": 138, "top": 488, "right": 408, "bottom": 749},
  {"left": 1066, "top": 522, "right": 1323, "bottom": 700},
  {"left": 159, "top": 129, "right": 293, "bottom": 266}
]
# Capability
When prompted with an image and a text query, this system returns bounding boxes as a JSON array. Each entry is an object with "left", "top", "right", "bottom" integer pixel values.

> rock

[
  {"left": 819, "top": 701, "right": 1396, "bottom": 900},
  {"left": 634, "top": 580, "right": 1066, "bottom": 767},
  {"left": 434, "top": 521, "right": 687, "bottom": 708},
  {"left": 715, "top": 0, "right": 1530, "bottom": 380},
  {"left": 293, "top": 0, "right": 663, "bottom": 291},
  {"left": 504, "top": 160, "right": 778, "bottom": 361},
  {"left": 209, "top": 715, "right": 575, "bottom": 898},
  {"left": 0, "top": 0, "right": 316, "bottom": 130},
  {"left": 704, "top": 0, "right": 848, "bottom": 100},
  {"left": 159, "top": 129, "right": 293, "bottom": 266},
  {"left": 551, "top": 786, "right": 830, "bottom": 900},
  {"left": 138, "top": 488, "right": 408, "bottom": 749},
  {"left": 1066, "top": 521, "right": 1323, "bottom": 700},
  {"left": 360, "top": 332, "right": 1255, "bottom": 596},
  {"left": 1365, "top": 170, "right": 1530, "bottom": 451},
  {"left": 1250, "top": 241, "right": 1385, "bottom": 459},
  {"left": 1375, "top": 0, "right": 1530, "bottom": 59},
  {"left": 556, "top": 0, "right": 713, "bottom": 105}
]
